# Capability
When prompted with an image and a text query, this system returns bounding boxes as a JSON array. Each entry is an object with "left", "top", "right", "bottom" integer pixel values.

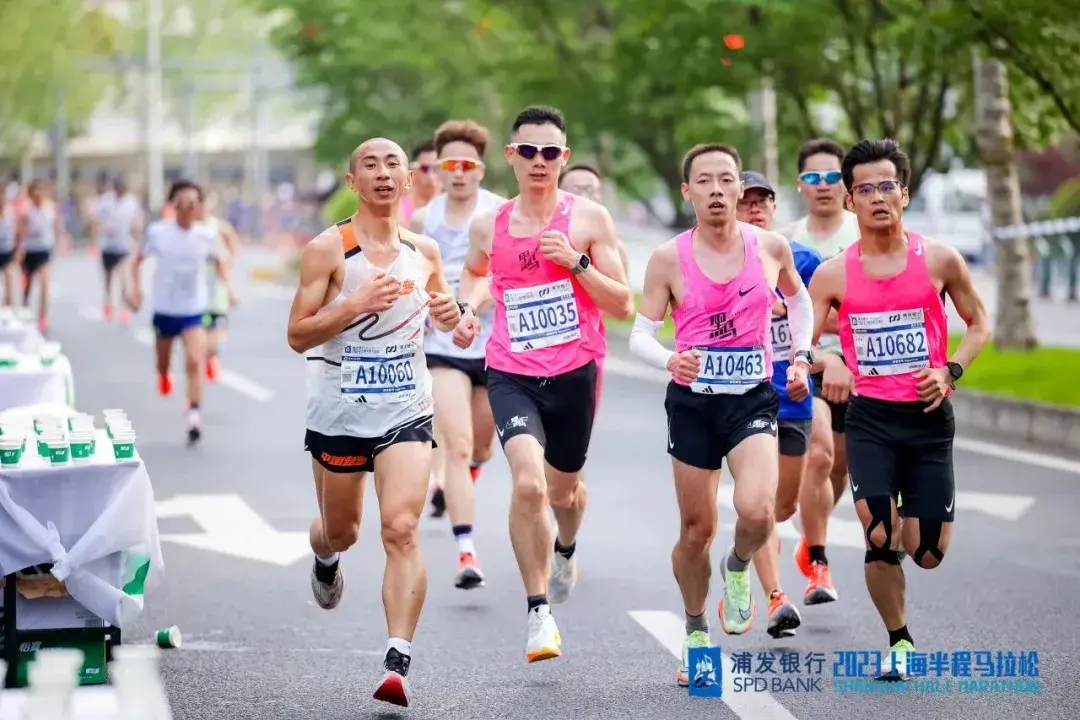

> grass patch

[
  {"left": 604, "top": 295, "right": 1080, "bottom": 407},
  {"left": 949, "top": 337, "right": 1080, "bottom": 408}
]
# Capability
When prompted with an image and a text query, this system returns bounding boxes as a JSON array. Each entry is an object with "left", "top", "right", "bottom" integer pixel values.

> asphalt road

[{"left": 36, "top": 248, "right": 1080, "bottom": 719}]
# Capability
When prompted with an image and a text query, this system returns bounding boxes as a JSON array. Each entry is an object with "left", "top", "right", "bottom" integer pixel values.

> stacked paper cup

[
  {"left": 33, "top": 413, "right": 70, "bottom": 466},
  {"left": 0, "top": 421, "right": 24, "bottom": 467},
  {"left": 23, "top": 648, "right": 85, "bottom": 719},
  {"left": 68, "top": 413, "right": 97, "bottom": 462},
  {"left": 104, "top": 409, "right": 137, "bottom": 460}
]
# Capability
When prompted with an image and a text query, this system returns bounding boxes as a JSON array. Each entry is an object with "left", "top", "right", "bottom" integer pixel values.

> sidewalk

[{"left": 617, "top": 232, "right": 1080, "bottom": 349}]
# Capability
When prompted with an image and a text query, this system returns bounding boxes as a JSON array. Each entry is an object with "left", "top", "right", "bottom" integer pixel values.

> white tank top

[
  {"left": 791, "top": 211, "right": 859, "bottom": 352},
  {"left": 0, "top": 214, "right": 14, "bottom": 253},
  {"left": 305, "top": 221, "right": 434, "bottom": 438},
  {"left": 23, "top": 203, "right": 56, "bottom": 252},
  {"left": 422, "top": 189, "right": 504, "bottom": 360}
]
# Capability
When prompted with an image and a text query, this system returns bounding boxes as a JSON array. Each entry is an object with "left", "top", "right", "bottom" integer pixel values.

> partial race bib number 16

[
  {"left": 690, "top": 346, "right": 768, "bottom": 395},
  {"left": 770, "top": 317, "right": 791, "bottom": 358},
  {"left": 340, "top": 342, "right": 419, "bottom": 405},
  {"left": 504, "top": 278, "right": 581, "bottom": 353},
  {"left": 850, "top": 308, "right": 930, "bottom": 376}
]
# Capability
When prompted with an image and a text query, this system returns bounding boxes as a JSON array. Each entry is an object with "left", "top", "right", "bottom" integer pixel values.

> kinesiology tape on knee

[
  {"left": 864, "top": 547, "right": 902, "bottom": 565},
  {"left": 913, "top": 519, "right": 945, "bottom": 566},
  {"left": 864, "top": 495, "right": 894, "bottom": 550}
]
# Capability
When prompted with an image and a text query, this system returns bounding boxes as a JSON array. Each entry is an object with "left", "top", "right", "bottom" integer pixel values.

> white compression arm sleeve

[
  {"left": 629, "top": 313, "right": 675, "bottom": 371},
  {"left": 781, "top": 284, "right": 814, "bottom": 355}
]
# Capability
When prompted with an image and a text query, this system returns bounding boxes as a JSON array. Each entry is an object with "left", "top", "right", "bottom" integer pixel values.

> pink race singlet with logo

[
  {"left": 486, "top": 193, "right": 605, "bottom": 377},
  {"left": 670, "top": 223, "right": 775, "bottom": 394},
  {"left": 838, "top": 231, "right": 949, "bottom": 402}
]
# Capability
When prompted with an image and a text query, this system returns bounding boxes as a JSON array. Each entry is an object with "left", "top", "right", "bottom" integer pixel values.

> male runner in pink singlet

[
  {"left": 630, "top": 144, "right": 812, "bottom": 686},
  {"left": 456, "top": 106, "right": 633, "bottom": 663},
  {"left": 805, "top": 138, "right": 989, "bottom": 678}
]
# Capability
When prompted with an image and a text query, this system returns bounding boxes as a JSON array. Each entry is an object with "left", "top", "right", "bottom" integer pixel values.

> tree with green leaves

[{"left": 0, "top": 1, "right": 120, "bottom": 158}]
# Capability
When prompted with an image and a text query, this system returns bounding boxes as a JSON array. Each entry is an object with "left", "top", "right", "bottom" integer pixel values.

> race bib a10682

[
  {"left": 504, "top": 278, "right": 581, "bottom": 353},
  {"left": 850, "top": 309, "right": 929, "bottom": 376},
  {"left": 340, "top": 342, "right": 419, "bottom": 405},
  {"left": 690, "top": 345, "right": 768, "bottom": 395}
]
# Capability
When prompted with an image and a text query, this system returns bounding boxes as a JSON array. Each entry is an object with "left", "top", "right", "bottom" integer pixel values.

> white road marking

[
  {"left": 604, "top": 355, "right": 1080, "bottom": 477},
  {"left": 218, "top": 368, "right": 274, "bottom": 402},
  {"left": 628, "top": 610, "right": 800, "bottom": 720}
]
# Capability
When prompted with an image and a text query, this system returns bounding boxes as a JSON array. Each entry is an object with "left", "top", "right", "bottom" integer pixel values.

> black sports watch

[
  {"left": 793, "top": 350, "right": 814, "bottom": 368},
  {"left": 570, "top": 253, "right": 591, "bottom": 275},
  {"left": 456, "top": 301, "right": 475, "bottom": 317},
  {"left": 946, "top": 361, "right": 964, "bottom": 382}
]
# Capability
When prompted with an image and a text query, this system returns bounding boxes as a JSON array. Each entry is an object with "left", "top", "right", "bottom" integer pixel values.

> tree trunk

[{"left": 975, "top": 55, "right": 1038, "bottom": 350}]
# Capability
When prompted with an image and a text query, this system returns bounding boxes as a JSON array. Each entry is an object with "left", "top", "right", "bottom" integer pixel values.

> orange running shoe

[
  {"left": 766, "top": 590, "right": 802, "bottom": 638},
  {"left": 803, "top": 562, "right": 839, "bottom": 605},
  {"left": 103, "top": 304, "right": 113, "bottom": 322},
  {"left": 206, "top": 355, "right": 221, "bottom": 382},
  {"left": 157, "top": 372, "right": 174, "bottom": 397},
  {"left": 469, "top": 464, "right": 481, "bottom": 482},
  {"left": 454, "top": 552, "right": 485, "bottom": 590}
]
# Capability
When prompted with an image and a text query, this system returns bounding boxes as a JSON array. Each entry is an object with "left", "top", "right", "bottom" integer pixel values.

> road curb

[
  {"left": 602, "top": 325, "right": 1080, "bottom": 452},
  {"left": 949, "top": 390, "right": 1080, "bottom": 452}
]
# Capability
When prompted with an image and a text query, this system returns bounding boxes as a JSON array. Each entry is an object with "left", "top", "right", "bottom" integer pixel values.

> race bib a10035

[
  {"left": 850, "top": 309, "right": 929, "bottom": 376},
  {"left": 690, "top": 346, "right": 768, "bottom": 395},
  {"left": 504, "top": 278, "right": 581, "bottom": 353},
  {"left": 340, "top": 342, "right": 419, "bottom": 405}
]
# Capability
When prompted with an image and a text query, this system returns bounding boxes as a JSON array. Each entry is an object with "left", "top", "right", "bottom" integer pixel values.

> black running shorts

[
  {"left": 811, "top": 370, "right": 848, "bottom": 434},
  {"left": 778, "top": 418, "right": 812, "bottom": 457},
  {"left": 21, "top": 250, "right": 50, "bottom": 277},
  {"left": 665, "top": 381, "right": 780, "bottom": 471},
  {"left": 102, "top": 250, "right": 128, "bottom": 272},
  {"left": 304, "top": 415, "right": 436, "bottom": 474},
  {"left": 845, "top": 395, "right": 955, "bottom": 522},
  {"left": 427, "top": 354, "right": 487, "bottom": 388},
  {"left": 486, "top": 360, "right": 597, "bottom": 474}
]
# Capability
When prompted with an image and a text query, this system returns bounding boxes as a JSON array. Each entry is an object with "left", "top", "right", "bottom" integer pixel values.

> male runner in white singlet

[
  {"left": 409, "top": 119, "right": 504, "bottom": 590},
  {"left": 629, "top": 144, "right": 812, "bottom": 685},
  {"left": 457, "top": 106, "right": 633, "bottom": 663},
  {"left": 200, "top": 195, "right": 240, "bottom": 382},
  {"left": 15, "top": 180, "right": 62, "bottom": 332},
  {"left": 129, "top": 181, "right": 230, "bottom": 444},
  {"left": 90, "top": 176, "right": 142, "bottom": 324},
  {"left": 287, "top": 137, "right": 469, "bottom": 708},
  {"left": 779, "top": 138, "right": 859, "bottom": 604}
]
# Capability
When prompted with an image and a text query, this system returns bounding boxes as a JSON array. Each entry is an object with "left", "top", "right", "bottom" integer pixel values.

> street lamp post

[{"left": 146, "top": 0, "right": 165, "bottom": 214}]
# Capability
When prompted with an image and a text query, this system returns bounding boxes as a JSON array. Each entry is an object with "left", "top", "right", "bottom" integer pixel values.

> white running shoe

[
  {"left": 547, "top": 552, "right": 578, "bottom": 604},
  {"left": 525, "top": 605, "right": 562, "bottom": 663}
]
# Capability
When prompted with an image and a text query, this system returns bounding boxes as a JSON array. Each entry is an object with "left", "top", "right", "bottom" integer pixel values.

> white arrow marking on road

[
  {"left": 156, "top": 493, "right": 311, "bottom": 566},
  {"left": 953, "top": 490, "right": 1035, "bottom": 521},
  {"left": 628, "top": 611, "right": 799, "bottom": 720},
  {"left": 603, "top": 355, "right": 1080, "bottom": 477}
]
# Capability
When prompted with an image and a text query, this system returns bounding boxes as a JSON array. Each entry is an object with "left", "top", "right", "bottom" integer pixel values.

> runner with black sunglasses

[
  {"left": 778, "top": 138, "right": 859, "bottom": 608},
  {"left": 457, "top": 105, "right": 633, "bottom": 663}
]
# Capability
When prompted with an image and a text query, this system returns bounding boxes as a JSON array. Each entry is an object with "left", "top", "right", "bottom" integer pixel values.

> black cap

[{"left": 740, "top": 171, "right": 775, "bottom": 196}]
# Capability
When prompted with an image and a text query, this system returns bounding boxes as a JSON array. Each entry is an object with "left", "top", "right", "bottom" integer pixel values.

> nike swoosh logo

[
  {"left": 496, "top": 425, "right": 505, "bottom": 437},
  {"left": 738, "top": 286, "right": 757, "bottom": 297},
  {"left": 738, "top": 607, "right": 752, "bottom": 621},
  {"left": 851, "top": 479, "right": 859, "bottom": 492},
  {"left": 945, "top": 499, "right": 953, "bottom": 512}
]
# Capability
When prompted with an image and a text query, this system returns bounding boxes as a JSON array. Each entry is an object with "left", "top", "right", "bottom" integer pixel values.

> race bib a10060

[
  {"left": 340, "top": 342, "right": 419, "bottom": 405},
  {"left": 850, "top": 309, "right": 929, "bottom": 376},
  {"left": 504, "top": 278, "right": 581, "bottom": 353},
  {"left": 690, "top": 346, "right": 768, "bottom": 395}
]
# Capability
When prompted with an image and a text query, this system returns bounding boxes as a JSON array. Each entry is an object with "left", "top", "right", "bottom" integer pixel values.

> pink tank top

[
  {"left": 671, "top": 223, "right": 775, "bottom": 394},
  {"left": 838, "top": 231, "right": 949, "bottom": 402},
  {"left": 486, "top": 193, "right": 605, "bottom": 377}
]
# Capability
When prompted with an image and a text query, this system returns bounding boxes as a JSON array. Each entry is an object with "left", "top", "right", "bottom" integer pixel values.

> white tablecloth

[
  {"left": 0, "top": 354, "right": 75, "bottom": 412},
  {"left": 0, "top": 686, "right": 119, "bottom": 719},
  {"left": 0, "top": 321, "right": 43, "bottom": 354},
  {"left": 0, "top": 429, "right": 163, "bottom": 629}
]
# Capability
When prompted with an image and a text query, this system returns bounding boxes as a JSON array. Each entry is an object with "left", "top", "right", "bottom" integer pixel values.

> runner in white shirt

[
  {"left": 128, "top": 180, "right": 230, "bottom": 444},
  {"left": 408, "top": 118, "right": 505, "bottom": 590},
  {"left": 15, "top": 180, "right": 62, "bottom": 332},
  {"left": 91, "top": 177, "right": 142, "bottom": 324},
  {"left": 199, "top": 195, "right": 240, "bottom": 383},
  {"left": 287, "top": 137, "right": 472, "bottom": 709}
]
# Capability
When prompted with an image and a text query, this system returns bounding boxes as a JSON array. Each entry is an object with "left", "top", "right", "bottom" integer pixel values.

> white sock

[
  {"left": 456, "top": 534, "right": 475, "bottom": 556},
  {"left": 387, "top": 637, "right": 411, "bottom": 657},
  {"left": 315, "top": 552, "right": 339, "bottom": 566}
]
